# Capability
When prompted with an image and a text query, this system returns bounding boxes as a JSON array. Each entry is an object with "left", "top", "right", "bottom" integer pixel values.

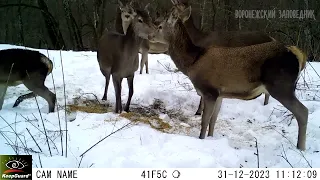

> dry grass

[
  {"left": 65, "top": 96, "right": 189, "bottom": 133},
  {"left": 67, "top": 104, "right": 110, "bottom": 114},
  {"left": 120, "top": 112, "right": 172, "bottom": 133},
  {"left": 66, "top": 95, "right": 111, "bottom": 114}
]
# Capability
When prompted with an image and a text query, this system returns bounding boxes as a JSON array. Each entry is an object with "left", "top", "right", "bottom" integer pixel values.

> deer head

[
  {"left": 171, "top": 0, "right": 192, "bottom": 23},
  {"left": 148, "top": 5, "right": 191, "bottom": 43},
  {"left": 118, "top": 0, "right": 152, "bottom": 34},
  {"left": 131, "top": 8, "right": 155, "bottom": 40},
  {"left": 118, "top": 0, "right": 136, "bottom": 33}
]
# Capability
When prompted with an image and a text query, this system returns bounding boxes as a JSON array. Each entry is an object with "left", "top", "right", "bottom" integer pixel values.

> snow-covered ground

[{"left": 0, "top": 44, "right": 319, "bottom": 168}]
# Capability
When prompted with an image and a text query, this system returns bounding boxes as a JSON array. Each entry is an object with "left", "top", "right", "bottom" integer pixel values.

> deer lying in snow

[
  {"left": 97, "top": 5, "right": 155, "bottom": 113},
  {"left": 148, "top": 5, "right": 308, "bottom": 150},
  {"left": 0, "top": 48, "right": 56, "bottom": 113},
  {"left": 171, "top": 0, "right": 276, "bottom": 115},
  {"left": 115, "top": 0, "right": 168, "bottom": 74}
]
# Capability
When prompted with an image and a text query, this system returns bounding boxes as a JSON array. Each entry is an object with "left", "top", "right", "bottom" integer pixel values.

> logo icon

[{"left": 0, "top": 155, "right": 32, "bottom": 180}]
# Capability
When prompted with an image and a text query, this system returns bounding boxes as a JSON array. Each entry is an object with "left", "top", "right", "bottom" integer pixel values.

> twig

[
  {"left": 0, "top": 131, "right": 18, "bottom": 154},
  {"left": 26, "top": 128, "right": 42, "bottom": 152},
  {"left": 80, "top": 93, "right": 102, "bottom": 105},
  {"left": 80, "top": 121, "right": 133, "bottom": 157},
  {"left": 51, "top": 59, "right": 63, "bottom": 156},
  {"left": 78, "top": 155, "right": 84, "bottom": 168},
  {"left": 0, "top": 120, "right": 24, "bottom": 130},
  {"left": 48, "top": 52, "right": 64, "bottom": 157},
  {"left": 278, "top": 144, "right": 294, "bottom": 168},
  {"left": 25, "top": 71, "right": 52, "bottom": 157},
  {"left": 20, "top": 114, "right": 59, "bottom": 154},
  {"left": 5, "top": 143, "right": 41, "bottom": 154},
  {"left": 254, "top": 137, "right": 260, "bottom": 168},
  {"left": 46, "top": 50, "right": 64, "bottom": 156},
  {"left": 14, "top": 113, "right": 18, "bottom": 154},
  {"left": 271, "top": 128, "right": 312, "bottom": 168},
  {"left": 59, "top": 49, "right": 68, "bottom": 158},
  {"left": 38, "top": 154, "right": 43, "bottom": 168},
  {"left": 0, "top": 116, "right": 29, "bottom": 155},
  {"left": 307, "top": 61, "right": 320, "bottom": 79}
]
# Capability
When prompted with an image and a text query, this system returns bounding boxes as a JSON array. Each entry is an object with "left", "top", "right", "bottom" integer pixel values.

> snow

[{"left": 0, "top": 44, "right": 319, "bottom": 168}]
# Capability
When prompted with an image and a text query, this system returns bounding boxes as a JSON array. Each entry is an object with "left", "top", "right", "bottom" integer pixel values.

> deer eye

[
  {"left": 138, "top": 19, "right": 143, "bottom": 23},
  {"left": 158, "top": 25, "right": 162, "bottom": 30}
]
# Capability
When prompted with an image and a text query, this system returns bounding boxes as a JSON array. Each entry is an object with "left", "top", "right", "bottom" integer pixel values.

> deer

[
  {"left": 148, "top": 5, "right": 308, "bottom": 150},
  {"left": 115, "top": 0, "right": 168, "bottom": 74},
  {"left": 170, "top": 0, "right": 276, "bottom": 115},
  {"left": 97, "top": 5, "right": 155, "bottom": 113},
  {"left": 0, "top": 48, "right": 56, "bottom": 113}
]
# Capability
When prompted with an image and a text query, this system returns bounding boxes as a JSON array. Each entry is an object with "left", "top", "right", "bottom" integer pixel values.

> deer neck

[
  {"left": 122, "top": 21, "right": 130, "bottom": 34},
  {"left": 115, "top": 10, "right": 124, "bottom": 34},
  {"left": 168, "top": 20, "right": 205, "bottom": 73},
  {"left": 125, "top": 23, "right": 143, "bottom": 47},
  {"left": 183, "top": 16, "right": 207, "bottom": 45}
]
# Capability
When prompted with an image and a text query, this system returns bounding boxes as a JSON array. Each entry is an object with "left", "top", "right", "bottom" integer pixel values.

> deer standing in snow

[
  {"left": 115, "top": 0, "right": 168, "bottom": 74},
  {"left": 148, "top": 5, "right": 308, "bottom": 150},
  {"left": 97, "top": 4, "right": 155, "bottom": 113},
  {"left": 0, "top": 48, "right": 56, "bottom": 113}
]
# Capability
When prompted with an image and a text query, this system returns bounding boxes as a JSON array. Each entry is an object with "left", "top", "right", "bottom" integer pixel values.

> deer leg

[
  {"left": 145, "top": 58, "right": 149, "bottom": 74},
  {"left": 264, "top": 93, "right": 270, "bottom": 105},
  {"left": 266, "top": 85, "right": 308, "bottom": 150},
  {"left": 195, "top": 97, "right": 204, "bottom": 115},
  {"left": 112, "top": 76, "right": 123, "bottom": 113},
  {"left": 23, "top": 78, "right": 56, "bottom": 113},
  {"left": 13, "top": 92, "right": 35, "bottom": 108},
  {"left": 199, "top": 95, "right": 217, "bottom": 139},
  {"left": 261, "top": 52, "right": 308, "bottom": 150},
  {"left": 140, "top": 49, "right": 148, "bottom": 74},
  {"left": 124, "top": 76, "right": 134, "bottom": 112},
  {"left": 0, "top": 84, "right": 8, "bottom": 110},
  {"left": 208, "top": 97, "right": 222, "bottom": 137},
  {"left": 101, "top": 69, "right": 111, "bottom": 101}
]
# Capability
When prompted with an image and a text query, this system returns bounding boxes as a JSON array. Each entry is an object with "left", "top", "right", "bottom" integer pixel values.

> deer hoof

[
  {"left": 199, "top": 135, "right": 205, "bottom": 139},
  {"left": 195, "top": 112, "right": 202, "bottom": 115}
]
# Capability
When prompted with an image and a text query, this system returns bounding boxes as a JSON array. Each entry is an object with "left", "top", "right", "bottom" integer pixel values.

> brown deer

[
  {"left": 170, "top": 0, "right": 275, "bottom": 115},
  {"left": 148, "top": 6, "right": 308, "bottom": 150},
  {"left": 115, "top": 0, "right": 168, "bottom": 74},
  {"left": 0, "top": 48, "right": 56, "bottom": 113},
  {"left": 97, "top": 6, "right": 155, "bottom": 113}
]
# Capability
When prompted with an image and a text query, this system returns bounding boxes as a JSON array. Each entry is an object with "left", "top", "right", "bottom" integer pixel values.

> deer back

[{"left": 0, "top": 49, "right": 52, "bottom": 85}]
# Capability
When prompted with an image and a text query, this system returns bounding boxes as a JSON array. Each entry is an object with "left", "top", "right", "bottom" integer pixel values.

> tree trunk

[
  {"left": 81, "top": 0, "right": 98, "bottom": 49},
  {"left": 211, "top": 0, "right": 217, "bottom": 30},
  {"left": 62, "top": 0, "right": 83, "bottom": 50},
  {"left": 18, "top": 0, "right": 24, "bottom": 45},
  {"left": 200, "top": 0, "right": 207, "bottom": 30},
  {"left": 37, "top": 0, "right": 65, "bottom": 49}
]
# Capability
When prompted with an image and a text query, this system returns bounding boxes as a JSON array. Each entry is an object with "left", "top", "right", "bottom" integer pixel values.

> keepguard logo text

[{"left": 0, "top": 155, "right": 32, "bottom": 180}]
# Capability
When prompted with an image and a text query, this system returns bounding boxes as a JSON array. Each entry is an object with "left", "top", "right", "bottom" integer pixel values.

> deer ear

[
  {"left": 144, "top": 3, "right": 151, "bottom": 15},
  {"left": 118, "top": 0, "right": 124, "bottom": 9},
  {"left": 129, "top": 0, "right": 134, "bottom": 6},
  {"left": 171, "top": 0, "right": 178, "bottom": 5},
  {"left": 181, "top": 5, "right": 191, "bottom": 22}
]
